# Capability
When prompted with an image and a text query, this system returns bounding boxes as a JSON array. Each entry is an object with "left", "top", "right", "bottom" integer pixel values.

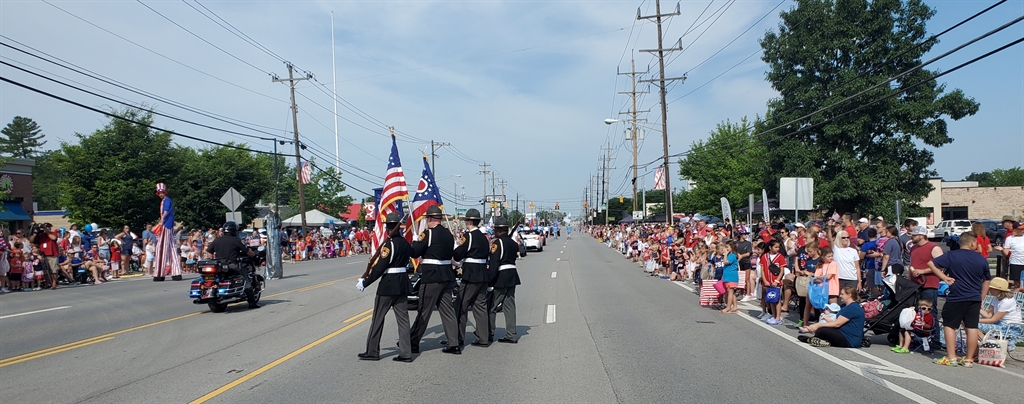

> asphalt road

[{"left": 0, "top": 235, "right": 1020, "bottom": 403}]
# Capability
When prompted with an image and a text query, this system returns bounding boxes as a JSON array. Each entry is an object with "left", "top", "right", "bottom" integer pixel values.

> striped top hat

[{"left": 155, "top": 183, "right": 167, "bottom": 195}]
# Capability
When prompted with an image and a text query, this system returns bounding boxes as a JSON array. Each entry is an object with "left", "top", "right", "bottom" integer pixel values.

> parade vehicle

[
  {"left": 520, "top": 230, "right": 543, "bottom": 252},
  {"left": 189, "top": 245, "right": 266, "bottom": 313}
]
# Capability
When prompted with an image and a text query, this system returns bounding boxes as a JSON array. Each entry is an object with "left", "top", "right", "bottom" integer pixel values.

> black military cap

[
  {"left": 464, "top": 208, "right": 482, "bottom": 220},
  {"left": 493, "top": 217, "right": 509, "bottom": 228},
  {"left": 425, "top": 205, "right": 444, "bottom": 218},
  {"left": 385, "top": 213, "right": 402, "bottom": 224}
]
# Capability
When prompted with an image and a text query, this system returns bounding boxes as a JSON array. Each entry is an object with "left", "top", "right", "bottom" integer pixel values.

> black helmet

[
  {"left": 493, "top": 217, "right": 509, "bottom": 228},
  {"left": 464, "top": 209, "right": 482, "bottom": 220},
  {"left": 222, "top": 221, "right": 239, "bottom": 236},
  {"left": 425, "top": 205, "right": 444, "bottom": 218},
  {"left": 385, "top": 213, "right": 402, "bottom": 224}
]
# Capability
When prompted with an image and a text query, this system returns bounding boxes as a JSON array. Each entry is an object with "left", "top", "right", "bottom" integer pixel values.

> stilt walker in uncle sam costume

[{"left": 153, "top": 183, "right": 182, "bottom": 281}]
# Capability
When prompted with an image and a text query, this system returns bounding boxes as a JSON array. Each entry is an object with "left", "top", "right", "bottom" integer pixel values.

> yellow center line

[
  {"left": 0, "top": 274, "right": 366, "bottom": 367},
  {"left": 190, "top": 313, "right": 374, "bottom": 404},
  {"left": 343, "top": 308, "right": 374, "bottom": 323},
  {"left": 0, "top": 337, "right": 115, "bottom": 367}
]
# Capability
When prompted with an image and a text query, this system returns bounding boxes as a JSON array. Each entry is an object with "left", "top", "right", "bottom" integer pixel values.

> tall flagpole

[{"left": 331, "top": 11, "right": 340, "bottom": 171}]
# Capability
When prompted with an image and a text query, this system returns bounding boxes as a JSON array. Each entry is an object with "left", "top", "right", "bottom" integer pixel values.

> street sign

[
  {"left": 632, "top": 211, "right": 643, "bottom": 220},
  {"left": 779, "top": 178, "right": 814, "bottom": 210},
  {"left": 484, "top": 195, "right": 506, "bottom": 202},
  {"left": 220, "top": 187, "right": 245, "bottom": 211},
  {"left": 226, "top": 211, "right": 243, "bottom": 224}
]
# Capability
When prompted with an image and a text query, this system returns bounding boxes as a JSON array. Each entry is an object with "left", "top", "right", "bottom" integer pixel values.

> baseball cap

[
  {"left": 1016, "top": 223, "right": 1024, "bottom": 230},
  {"left": 858, "top": 218, "right": 869, "bottom": 223},
  {"left": 794, "top": 222, "right": 805, "bottom": 228},
  {"left": 911, "top": 226, "right": 929, "bottom": 236}
]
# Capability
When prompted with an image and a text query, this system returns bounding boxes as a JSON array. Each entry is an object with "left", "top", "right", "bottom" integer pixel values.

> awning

[{"left": 0, "top": 202, "right": 31, "bottom": 221}]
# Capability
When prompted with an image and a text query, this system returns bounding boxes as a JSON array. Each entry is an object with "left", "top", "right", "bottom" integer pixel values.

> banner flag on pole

[
  {"left": 412, "top": 157, "right": 444, "bottom": 236},
  {"left": 653, "top": 166, "right": 666, "bottom": 190},
  {"left": 720, "top": 197, "right": 732, "bottom": 223},
  {"left": 762, "top": 189, "right": 770, "bottom": 223},
  {"left": 371, "top": 135, "right": 409, "bottom": 254}
]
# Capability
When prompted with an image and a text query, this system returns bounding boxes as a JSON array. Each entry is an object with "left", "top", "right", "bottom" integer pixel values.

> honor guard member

[
  {"left": 409, "top": 205, "right": 461, "bottom": 354},
  {"left": 453, "top": 208, "right": 492, "bottom": 347},
  {"left": 357, "top": 213, "right": 414, "bottom": 362},
  {"left": 489, "top": 217, "right": 521, "bottom": 344}
]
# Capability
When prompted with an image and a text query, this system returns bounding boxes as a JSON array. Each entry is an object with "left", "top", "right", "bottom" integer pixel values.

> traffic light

[
  {"left": 554, "top": 203, "right": 560, "bottom": 210},
  {"left": 619, "top": 195, "right": 624, "bottom": 203}
]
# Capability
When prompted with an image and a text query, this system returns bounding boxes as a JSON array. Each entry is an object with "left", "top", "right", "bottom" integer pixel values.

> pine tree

[{"left": 0, "top": 116, "right": 47, "bottom": 158}]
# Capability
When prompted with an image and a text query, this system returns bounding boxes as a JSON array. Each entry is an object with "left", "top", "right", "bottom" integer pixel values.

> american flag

[
  {"left": 412, "top": 157, "right": 444, "bottom": 236},
  {"left": 653, "top": 166, "right": 666, "bottom": 190},
  {"left": 371, "top": 135, "right": 410, "bottom": 254},
  {"left": 299, "top": 161, "right": 312, "bottom": 184}
]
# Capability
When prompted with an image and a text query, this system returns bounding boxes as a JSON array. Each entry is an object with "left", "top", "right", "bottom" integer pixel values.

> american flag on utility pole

[
  {"left": 299, "top": 161, "right": 312, "bottom": 184},
  {"left": 371, "top": 133, "right": 410, "bottom": 254},
  {"left": 653, "top": 166, "right": 666, "bottom": 190}
]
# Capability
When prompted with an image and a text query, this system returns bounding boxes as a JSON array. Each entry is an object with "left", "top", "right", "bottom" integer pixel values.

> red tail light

[{"left": 200, "top": 266, "right": 217, "bottom": 274}]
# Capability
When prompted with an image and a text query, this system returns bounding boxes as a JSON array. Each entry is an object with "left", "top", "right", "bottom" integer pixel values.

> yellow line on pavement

[
  {"left": 0, "top": 275, "right": 363, "bottom": 367},
  {"left": 190, "top": 314, "right": 374, "bottom": 404},
  {"left": 344, "top": 308, "right": 373, "bottom": 323},
  {"left": 0, "top": 337, "right": 115, "bottom": 367}
]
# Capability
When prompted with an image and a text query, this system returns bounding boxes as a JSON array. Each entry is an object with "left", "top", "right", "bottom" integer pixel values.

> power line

[
  {"left": 184, "top": 0, "right": 288, "bottom": 64},
  {"left": 39, "top": 0, "right": 285, "bottom": 104},
  {"left": 0, "top": 38, "right": 292, "bottom": 140},
  {"left": 135, "top": 0, "right": 272, "bottom": 75},
  {"left": 0, "top": 75, "right": 285, "bottom": 156}
]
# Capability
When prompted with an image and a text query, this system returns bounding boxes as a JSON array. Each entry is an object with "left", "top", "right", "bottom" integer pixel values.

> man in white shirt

[{"left": 994, "top": 223, "right": 1024, "bottom": 290}]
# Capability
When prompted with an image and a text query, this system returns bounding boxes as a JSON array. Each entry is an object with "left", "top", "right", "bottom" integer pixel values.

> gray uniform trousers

[
  {"left": 489, "top": 286, "right": 517, "bottom": 341},
  {"left": 410, "top": 281, "right": 459, "bottom": 348},
  {"left": 458, "top": 282, "right": 491, "bottom": 344},
  {"left": 366, "top": 295, "right": 411, "bottom": 358}
]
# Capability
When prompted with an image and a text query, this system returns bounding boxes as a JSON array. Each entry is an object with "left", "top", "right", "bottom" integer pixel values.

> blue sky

[{"left": 1, "top": 0, "right": 1021, "bottom": 218}]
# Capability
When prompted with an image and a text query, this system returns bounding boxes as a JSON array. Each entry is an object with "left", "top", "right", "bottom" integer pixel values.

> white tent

[{"left": 282, "top": 209, "right": 344, "bottom": 227}]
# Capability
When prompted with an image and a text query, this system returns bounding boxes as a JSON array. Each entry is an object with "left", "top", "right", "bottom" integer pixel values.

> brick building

[
  {"left": 0, "top": 158, "right": 35, "bottom": 231},
  {"left": 919, "top": 178, "right": 1024, "bottom": 221}
]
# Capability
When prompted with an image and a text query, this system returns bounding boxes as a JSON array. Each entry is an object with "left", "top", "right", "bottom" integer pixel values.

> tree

[
  {"left": 965, "top": 167, "right": 1024, "bottom": 187},
  {"left": 32, "top": 150, "right": 62, "bottom": 210},
  {"left": 304, "top": 165, "right": 353, "bottom": 220},
  {"left": 174, "top": 144, "right": 275, "bottom": 229},
  {"left": 56, "top": 108, "right": 184, "bottom": 231},
  {"left": 677, "top": 117, "right": 766, "bottom": 215},
  {"left": 0, "top": 116, "right": 47, "bottom": 158},
  {"left": 759, "top": 0, "right": 979, "bottom": 217}
]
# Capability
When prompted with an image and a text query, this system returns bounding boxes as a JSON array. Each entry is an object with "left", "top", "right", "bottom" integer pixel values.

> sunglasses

[
  {"left": 840, "top": 237, "right": 850, "bottom": 239},
  {"left": 919, "top": 307, "right": 931, "bottom": 311}
]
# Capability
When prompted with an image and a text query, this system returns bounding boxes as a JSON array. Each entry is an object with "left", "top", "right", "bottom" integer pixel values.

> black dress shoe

[
  {"left": 412, "top": 347, "right": 420, "bottom": 354},
  {"left": 441, "top": 346, "right": 462, "bottom": 355},
  {"left": 393, "top": 356, "right": 413, "bottom": 362},
  {"left": 357, "top": 352, "right": 380, "bottom": 361},
  {"left": 441, "top": 340, "right": 464, "bottom": 347},
  {"left": 497, "top": 338, "right": 517, "bottom": 344},
  {"left": 471, "top": 341, "right": 490, "bottom": 347}
]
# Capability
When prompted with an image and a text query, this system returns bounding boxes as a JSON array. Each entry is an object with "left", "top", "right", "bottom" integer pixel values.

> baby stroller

[{"left": 863, "top": 266, "right": 924, "bottom": 347}]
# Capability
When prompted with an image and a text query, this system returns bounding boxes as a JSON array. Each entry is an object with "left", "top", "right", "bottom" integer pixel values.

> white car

[
  {"left": 933, "top": 220, "right": 972, "bottom": 240},
  {"left": 520, "top": 231, "right": 543, "bottom": 252}
]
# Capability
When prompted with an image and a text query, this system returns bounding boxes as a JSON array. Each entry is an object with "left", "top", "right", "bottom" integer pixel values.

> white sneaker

[
  {"left": 0, "top": 287, "right": 9, "bottom": 293},
  {"left": 758, "top": 312, "right": 769, "bottom": 320},
  {"left": 740, "top": 295, "right": 751, "bottom": 302}
]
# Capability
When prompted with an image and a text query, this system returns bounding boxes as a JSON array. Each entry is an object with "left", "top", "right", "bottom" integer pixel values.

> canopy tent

[
  {"left": 0, "top": 202, "right": 31, "bottom": 221},
  {"left": 282, "top": 209, "right": 347, "bottom": 228},
  {"left": 618, "top": 216, "right": 634, "bottom": 224}
]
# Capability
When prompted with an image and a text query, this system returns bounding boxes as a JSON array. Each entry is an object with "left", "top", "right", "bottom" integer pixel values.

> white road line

[
  {"left": 546, "top": 304, "right": 556, "bottom": 323},
  {"left": 551, "top": 272, "right": 557, "bottom": 279},
  {"left": 0, "top": 306, "right": 72, "bottom": 320},
  {"left": 847, "top": 349, "right": 994, "bottom": 403},
  {"left": 556, "top": 258, "right": 561, "bottom": 261}
]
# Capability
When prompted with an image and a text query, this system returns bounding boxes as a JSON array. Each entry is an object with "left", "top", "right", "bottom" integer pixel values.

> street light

[{"left": 604, "top": 117, "right": 640, "bottom": 223}]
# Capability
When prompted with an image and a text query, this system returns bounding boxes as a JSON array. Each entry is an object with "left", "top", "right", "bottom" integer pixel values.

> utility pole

[
  {"left": 639, "top": 0, "right": 684, "bottom": 226},
  {"left": 429, "top": 140, "right": 450, "bottom": 176},
  {"left": 490, "top": 172, "right": 497, "bottom": 216},
  {"left": 499, "top": 180, "right": 507, "bottom": 213},
  {"left": 272, "top": 62, "right": 312, "bottom": 236},
  {"left": 618, "top": 59, "right": 648, "bottom": 214},
  {"left": 600, "top": 144, "right": 615, "bottom": 226},
  {"left": 478, "top": 162, "right": 490, "bottom": 217}
]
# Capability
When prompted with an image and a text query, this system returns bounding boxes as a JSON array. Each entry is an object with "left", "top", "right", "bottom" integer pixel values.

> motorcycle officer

[{"left": 206, "top": 221, "right": 258, "bottom": 309}]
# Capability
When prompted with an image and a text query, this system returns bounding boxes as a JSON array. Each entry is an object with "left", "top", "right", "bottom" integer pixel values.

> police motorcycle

[{"left": 189, "top": 245, "right": 266, "bottom": 313}]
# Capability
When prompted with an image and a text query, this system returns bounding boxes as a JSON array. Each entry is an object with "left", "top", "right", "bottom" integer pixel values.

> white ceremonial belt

[
  {"left": 386, "top": 267, "right": 407, "bottom": 274},
  {"left": 421, "top": 259, "right": 451, "bottom": 265},
  {"left": 463, "top": 258, "right": 487, "bottom": 264},
  {"left": 499, "top": 264, "right": 517, "bottom": 271}
]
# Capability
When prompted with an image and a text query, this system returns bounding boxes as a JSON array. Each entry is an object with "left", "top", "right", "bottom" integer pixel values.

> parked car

[
  {"left": 933, "top": 220, "right": 972, "bottom": 240},
  {"left": 974, "top": 219, "right": 1005, "bottom": 245}
]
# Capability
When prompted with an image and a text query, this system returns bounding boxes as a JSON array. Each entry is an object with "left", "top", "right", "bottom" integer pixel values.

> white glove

[
  {"left": 356, "top": 278, "right": 365, "bottom": 292},
  {"left": 487, "top": 287, "right": 494, "bottom": 292}
]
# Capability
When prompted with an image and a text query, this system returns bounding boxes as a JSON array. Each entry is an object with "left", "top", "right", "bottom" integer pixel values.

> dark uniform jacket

[
  {"left": 207, "top": 236, "right": 248, "bottom": 262},
  {"left": 411, "top": 225, "right": 455, "bottom": 284},
  {"left": 489, "top": 235, "right": 521, "bottom": 288},
  {"left": 365, "top": 235, "right": 412, "bottom": 296},
  {"left": 453, "top": 228, "right": 489, "bottom": 283}
]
